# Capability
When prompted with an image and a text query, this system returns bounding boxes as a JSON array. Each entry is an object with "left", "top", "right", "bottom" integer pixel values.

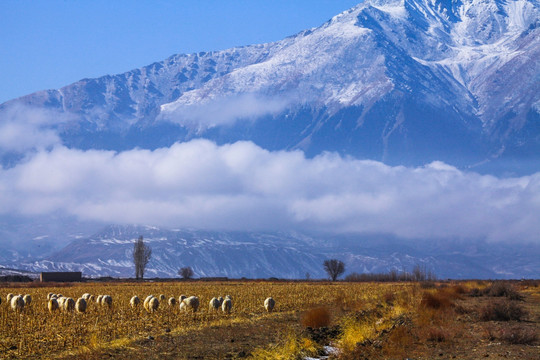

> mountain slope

[
  {"left": 19, "top": 225, "right": 540, "bottom": 279},
  {"left": 1, "top": 0, "right": 538, "bottom": 172}
]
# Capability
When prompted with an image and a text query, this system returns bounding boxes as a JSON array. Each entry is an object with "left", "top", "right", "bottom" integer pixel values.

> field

[{"left": 0, "top": 280, "right": 539, "bottom": 359}]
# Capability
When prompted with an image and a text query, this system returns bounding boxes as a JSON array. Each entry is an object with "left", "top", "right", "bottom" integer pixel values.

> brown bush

[
  {"left": 479, "top": 300, "right": 527, "bottom": 321},
  {"left": 499, "top": 325, "right": 538, "bottom": 344},
  {"left": 483, "top": 282, "right": 523, "bottom": 300},
  {"left": 301, "top": 307, "right": 331, "bottom": 328},
  {"left": 419, "top": 291, "right": 453, "bottom": 310},
  {"left": 383, "top": 291, "right": 395, "bottom": 304},
  {"left": 426, "top": 326, "right": 447, "bottom": 342}
]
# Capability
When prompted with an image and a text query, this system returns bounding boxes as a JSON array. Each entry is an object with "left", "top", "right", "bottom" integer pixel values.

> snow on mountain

[
  {"left": 18, "top": 225, "right": 540, "bottom": 279},
  {"left": 1, "top": 0, "right": 538, "bottom": 171}
]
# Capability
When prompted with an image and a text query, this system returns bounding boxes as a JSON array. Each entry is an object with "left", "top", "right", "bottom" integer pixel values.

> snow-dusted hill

[
  {"left": 1, "top": 0, "right": 540, "bottom": 280},
  {"left": 1, "top": 0, "right": 539, "bottom": 172},
  {"left": 16, "top": 225, "right": 540, "bottom": 279}
]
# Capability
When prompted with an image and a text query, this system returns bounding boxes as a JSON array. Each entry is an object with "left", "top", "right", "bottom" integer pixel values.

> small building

[{"left": 40, "top": 271, "right": 82, "bottom": 282}]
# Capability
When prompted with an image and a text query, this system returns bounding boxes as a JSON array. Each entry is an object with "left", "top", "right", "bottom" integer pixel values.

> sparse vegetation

[{"left": 0, "top": 280, "right": 537, "bottom": 359}]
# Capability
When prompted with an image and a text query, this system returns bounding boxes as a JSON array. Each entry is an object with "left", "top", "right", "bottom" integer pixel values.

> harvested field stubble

[{"left": 0, "top": 280, "right": 538, "bottom": 359}]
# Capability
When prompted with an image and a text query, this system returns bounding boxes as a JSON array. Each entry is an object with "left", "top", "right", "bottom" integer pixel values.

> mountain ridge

[{"left": 1, "top": 0, "right": 539, "bottom": 172}]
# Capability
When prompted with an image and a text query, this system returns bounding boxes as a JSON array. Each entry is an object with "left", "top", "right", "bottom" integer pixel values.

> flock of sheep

[{"left": 3, "top": 291, "right": 276, "bottom": 315}]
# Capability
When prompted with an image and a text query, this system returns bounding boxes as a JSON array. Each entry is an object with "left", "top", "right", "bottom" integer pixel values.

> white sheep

[
  {"left": 96, "top": 295, "right": 103, "bottom": 304},
  {"left": 7, "top": 293, "right": 14, "bottom": 303},
  {"left": 23, "top": 294, "right": 32, "bottom": 306},
  {"left": 180, "top": 296, "right": 199, "bottom": 312},
  {"left": 264, "top": 297, "right": 276, "bottom": 312},
  {"left": 221, "top": 298, "right": 232, "bottom": 314},
  {"left": 179, "top": 294, "right": 187, "bottom": 303},
  {"left": 147, "top": 297, "right": 159, "bottom": 313},
  {"left": 57, "top": 296, "right": 67, "bottom": 308},
  {"left": 168, "top": 297, "right": 176, "bottom": 306},
  {"left": 101, "top": 295, "right": 113, "bottom": 308},
  {"left": 75, "top": 298, "right": 87, "bottom": 313},
  {"left": 159, "top": 294, "right": 166, "bottom": 301},
  {"left": 81, "top": 293, "right": 92, "bottom": 301},
  {"left": 130, "top": 296, "right": 141, "bottom": 308},
  {"left": 217, "top": 296, "right": 224, "bottom": 305},
  {"left": 63, "top": 297, "right": 75, "bottom": 312},
  {"left": 143, "top": 295, "right": 154, "bottom": 310},
  {"left": 48, "top": 298, "right": 59, "bottom": 313},
  {"left": 11, "top": 295, "right": 25, "bottom": 312},
  {"left": 209, "top": 297, "right": 220, "bottom": 311},
  {"left": 47, "top": 292, "right": 54, "bottom": 301}
]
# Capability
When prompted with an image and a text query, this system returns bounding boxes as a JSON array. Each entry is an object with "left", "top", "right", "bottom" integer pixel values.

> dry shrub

[
  {"left": 419, "top": 291, "right": 453, "bottom": 310},
  {"left": 420, "top": 281, "right": 436, "bottom": 289},
  {"left": 499, "top": 325, "right": 538, "bottom": 344},
  {"left": 383, "top": 291, "right": 395, "bottom": 304},
  {"left": 450, "top": 284, "right": 467, "bottom": 295},
  {"left": 426, "top": 326, "right": 447, "bottom": 342},
  {"left": 483, "top": 282, "right": 523, "bottom": 300},
  {"left": 479, "top": 300, "right": 527, "bottom": 321},
  {"left": 382, "top": 326, "right": 415, "bottom": 359},
  {"left": 301, "top": 307, "right": 331, "bottom": 328}
]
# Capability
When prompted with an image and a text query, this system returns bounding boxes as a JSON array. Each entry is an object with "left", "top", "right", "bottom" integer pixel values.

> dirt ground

[{"left": 58, "top": 286, "right": 539, "bottom": 360}]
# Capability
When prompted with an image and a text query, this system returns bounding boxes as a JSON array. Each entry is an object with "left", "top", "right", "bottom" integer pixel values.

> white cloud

[
  {"left": 159, "top": 93, "right": 290, "bottom": 129},
  {"left": 0, "top": 104, "right": 73, "bottom": 152},
  {"left": 1, "top": 139, "right": 539, "bottom": 243}
]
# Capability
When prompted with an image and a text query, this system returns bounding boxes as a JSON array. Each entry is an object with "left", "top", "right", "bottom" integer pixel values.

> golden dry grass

[{"left": 1, "top": 280, "right": 538, "bottom": 359}]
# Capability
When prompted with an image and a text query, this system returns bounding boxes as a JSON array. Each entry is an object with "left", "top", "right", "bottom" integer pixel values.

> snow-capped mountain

[
  {"left": 18, "top": 225, "right": 540, "bottom": 279},
  {"left": 1, "top": 0, "right": 538, "bottom": 172}
]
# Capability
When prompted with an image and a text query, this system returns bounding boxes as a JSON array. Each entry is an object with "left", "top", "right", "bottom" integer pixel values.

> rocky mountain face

[
  {"left": 1, "top": 0, "right": 539, "bottom": 279},
  {"left": 2, "top": 0, "right": 539, "bottom": 172},
  {"left": 17, "top": 225, "right": 540, "bottom": 279}
]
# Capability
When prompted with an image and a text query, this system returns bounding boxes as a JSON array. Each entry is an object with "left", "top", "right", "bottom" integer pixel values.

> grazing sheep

[
  {"left": 101, "top": 295, "right": 113, "bottom": 308},
  {"left": 63, "top": 297, "right": 76, "bottom": 312},
  {"left": 130, "top": 296, "right": 141, "bottom": 308},
  {"left": 7, "top": 293, "right": 14, "bottom": 303},
  {"left": 23, "top": 294, "right": 32, "bottom": 306},
  {"left": 147, "top": 297, "right": 159, "bottom": 313},
  {"left": 209, "top": 297, "right": 220, "bottom": 311},
  {"left": 168, "top": 297, "right": 176, "bottom": 306},
  {"left": 48, "top": 298, "right": 59, "bottom": 313},
  {"left": 75, "top": 298, "right": 87, "bottom": 313},
  {"left": 217, "top": 296, "right": 224, "bottom": 305},
  {"left": 11, "top": 295, "right": 25, "bottom": 312},
  {"left": 143, "top": 295, "right": 154, "bottom": 310},
  {"left": 57, "top": 297, "right": 66, "bottom": 308},
  {"left": 181, "top": 296, "right": 199, "bottom": 312},
  {"left": 81, "top": 293, "right": 92, "bottom": 301},
  {"left": 96, "top": 295, "right": 103, "bottom": 304},
  {"left": 47, "top": 293, "right": 54, "bottom": 301},
  {"left": 179, "top": 295, "right": 187, "bottom": 303},
  {"left": 159, "top": 294, "right": 166, "bottom": 301},
  {"left": 264, "top": 297, "right": 275, "bottom": 312},
  {"left": 222, "top": 298, "right": 232, "bottom": 314}
]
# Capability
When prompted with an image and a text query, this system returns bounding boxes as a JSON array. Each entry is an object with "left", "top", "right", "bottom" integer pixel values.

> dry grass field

[{"left": 0, "top": 280, "right": 538, "bottom": 359}]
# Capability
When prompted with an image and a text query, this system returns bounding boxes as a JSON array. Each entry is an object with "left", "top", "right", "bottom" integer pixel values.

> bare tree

[
  {"left": 179, "top": 266, "right": 194, "bottom": 279},
  {"left": 133, "top": 235, "right": 151, "bottom": 280},
  {"left": 323, "top": 259, "right": 345, "bottom": 281}
]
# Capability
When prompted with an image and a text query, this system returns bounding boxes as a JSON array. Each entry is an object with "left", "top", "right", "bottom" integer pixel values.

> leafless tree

[
  {"left": 133, "top": 235, "right": 151, "bottom": 280},
  {"left": 323, "top": 259, "right": 345, "bottom": 281},
  {"left": 179, "top": 266, "right": 194, "bottom": 279}
]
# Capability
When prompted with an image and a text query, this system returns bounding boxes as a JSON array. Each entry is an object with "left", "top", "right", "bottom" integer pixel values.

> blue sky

[{"left": 0, "top": 0, "right": 361, "bottom": 104}]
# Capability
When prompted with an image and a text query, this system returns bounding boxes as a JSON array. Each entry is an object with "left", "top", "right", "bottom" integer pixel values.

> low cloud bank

[
  {"left": 1, "top": 139, "right": 538, "bottom": 243},
  {"left": 159, "top": 93, "right": 291, "bottom": 129},
  {"left": 0, "top": 104, "right": 75, "bottom": 152}
]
